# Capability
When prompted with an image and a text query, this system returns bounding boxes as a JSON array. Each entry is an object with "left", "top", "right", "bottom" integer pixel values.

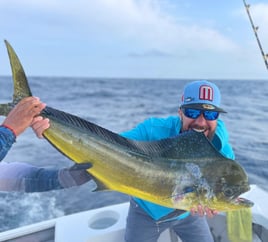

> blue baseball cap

[{"left": 180, "top": 80, "right": 226, "bottom": 113}]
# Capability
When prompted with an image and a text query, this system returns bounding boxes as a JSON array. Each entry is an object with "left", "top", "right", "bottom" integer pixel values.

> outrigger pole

[{"left": 243, "top": 0, "right": 268, "bottom": 70}]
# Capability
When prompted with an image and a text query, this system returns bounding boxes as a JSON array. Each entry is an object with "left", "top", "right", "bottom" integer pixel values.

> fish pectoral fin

[
  {"left": 77, "top": 161, "right": 110, "bottom": 192},
  {"left": 91, "top": 177, "right": 110, "bottom": 192},
  {"left": 70, "top": 162, "right": 92, "bottom": 170}
]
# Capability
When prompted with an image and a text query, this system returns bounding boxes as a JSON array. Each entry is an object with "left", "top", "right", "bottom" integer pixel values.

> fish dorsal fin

[
  {"left": 42, "top": 106, "right": 159, "bottom": 157},
  {"left": 43, "top": 106, "right": 224, "bottom": 163},
  {"left": 158, "top": 131, "right": 223, "bottom": 159},
  {"left": 130, "top": 131, "right": 225, "bottom": 161}
]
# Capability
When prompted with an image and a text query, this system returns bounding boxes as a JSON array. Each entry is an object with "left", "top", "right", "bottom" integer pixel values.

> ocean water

[{"left": 0, "top": 76, "right": 267, "bottom": 232}]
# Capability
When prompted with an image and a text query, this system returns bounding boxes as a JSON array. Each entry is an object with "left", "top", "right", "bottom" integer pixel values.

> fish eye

[{"left": 223, "top": 187, "right": 234, "bottom": 197}]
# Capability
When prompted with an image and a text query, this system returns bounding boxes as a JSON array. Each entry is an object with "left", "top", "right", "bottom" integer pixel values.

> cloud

[
  {"left": 74, "top": 0, "right": 237, "bottom": 53},
  {"left": 3, "top": 0, "right": 262, "bottom": 79},
  {"left": 0, "top": 0, "right": 238, "bottom": 53}
]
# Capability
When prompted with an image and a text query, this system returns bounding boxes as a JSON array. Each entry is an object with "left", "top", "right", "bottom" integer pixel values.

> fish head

[
  {"left": 171, "top": 160, "right": 253, "bottom": 211},
  {"left": 202, "top": 159, "right": 254, "bottom": 211}
]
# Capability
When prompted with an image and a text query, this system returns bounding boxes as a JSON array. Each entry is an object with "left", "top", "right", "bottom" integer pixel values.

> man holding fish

[
  {"left": 31, "top": 80, "right": 234, "bottom": 242},
  {"left": 0, "top": 79, "right": 238, "bottom": 242}
]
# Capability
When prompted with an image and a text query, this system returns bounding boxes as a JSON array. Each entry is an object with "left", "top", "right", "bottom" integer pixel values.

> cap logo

[
  {"left": 199, "top": 85, "right": 213, "bottom": 101},
  {"left": 202, "top": 104, "right": 215, "bottom": 110}
]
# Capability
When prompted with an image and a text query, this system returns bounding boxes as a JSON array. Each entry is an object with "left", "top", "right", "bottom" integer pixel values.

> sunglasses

[{"left": 182, "top": 108, "right": 219, "bottom": 121}]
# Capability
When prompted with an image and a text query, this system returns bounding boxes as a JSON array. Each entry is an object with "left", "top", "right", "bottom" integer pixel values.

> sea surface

[{"left": 0, "top": 77, "right": 267, "bottom": 232}]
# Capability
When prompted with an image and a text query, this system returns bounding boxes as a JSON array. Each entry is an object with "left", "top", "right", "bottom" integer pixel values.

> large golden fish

[{"left": 0, "top": 40, "right": 253, "bottom": 212}]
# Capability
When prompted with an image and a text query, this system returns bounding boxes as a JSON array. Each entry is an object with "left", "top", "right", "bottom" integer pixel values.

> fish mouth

[
  {"left": 225, "top": 185, "right": 253, "bottom": 207},
  {"left": 233, "top": 197, "right": 254, "bottom": 207}
]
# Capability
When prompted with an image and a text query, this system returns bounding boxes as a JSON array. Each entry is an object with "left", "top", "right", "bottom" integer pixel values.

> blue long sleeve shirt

[
  {"left": 0, "top": 126, "right": 16, "bottom": 161},
  {"left": 121, "top": 116, "right": 235, "bottom": 221},
  {"left": 0, "top": 126, "right": 62, "bottom": 192}
]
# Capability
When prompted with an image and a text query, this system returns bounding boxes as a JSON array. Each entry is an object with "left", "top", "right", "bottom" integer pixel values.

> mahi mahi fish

[{"left": 0, "top": 40, "right": 253, "bottom": 212}]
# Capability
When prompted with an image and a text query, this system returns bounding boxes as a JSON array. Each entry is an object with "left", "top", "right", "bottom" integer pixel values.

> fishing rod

[{"left": 243, "top": 0, "right": 268, "bottom": 70}]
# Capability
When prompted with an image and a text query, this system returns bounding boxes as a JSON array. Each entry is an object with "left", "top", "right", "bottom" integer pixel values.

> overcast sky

[{"left": 0, "top": 0, "right": 267, "bottom": 79}]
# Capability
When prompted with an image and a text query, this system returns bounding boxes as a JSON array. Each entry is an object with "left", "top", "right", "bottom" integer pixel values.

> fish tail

[{"left": 0, "top": 40, "right": 32, "bottom": 116}]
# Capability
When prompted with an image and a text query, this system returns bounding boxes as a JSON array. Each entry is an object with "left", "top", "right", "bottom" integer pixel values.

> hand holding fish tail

[
  {"left": 31, "top": 116, "right": 50, "bottom": 138},
  {"left": 2, "top": 97, "right": 46, "bottom": 137}
]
